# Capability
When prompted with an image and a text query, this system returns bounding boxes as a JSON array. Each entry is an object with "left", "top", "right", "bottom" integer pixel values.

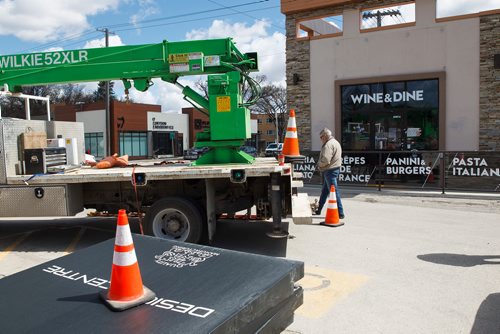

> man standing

[{"left": 315, "top": 128, "right": 345, "bottom": 219}]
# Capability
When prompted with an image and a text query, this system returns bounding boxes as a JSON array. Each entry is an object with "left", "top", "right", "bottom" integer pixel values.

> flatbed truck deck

[{"left": 1, "top": 119, "right": 312, "bottom": 244}]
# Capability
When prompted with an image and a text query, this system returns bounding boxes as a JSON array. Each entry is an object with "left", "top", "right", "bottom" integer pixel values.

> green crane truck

[{"left": 0, "top": 38, "right": 312, "bottom": 243}]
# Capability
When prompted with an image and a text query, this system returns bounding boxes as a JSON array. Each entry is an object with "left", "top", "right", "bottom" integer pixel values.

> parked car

[
  {"left": 264, "top": 143, "right": 283, "bottom": 157},
  {"left": 183, "top": 146, "right": 210, "bottom": 160},
  {"left": 240, "top": 145, "right": 257, "bottom": 157}
]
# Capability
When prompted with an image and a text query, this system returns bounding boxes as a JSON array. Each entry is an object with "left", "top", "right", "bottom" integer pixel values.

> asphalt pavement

[
  {"left": 286, "top": 185, "right": 500, "bottom": 334},
  {"left": 0, "top": 186, "right": 499, "bottom": 333}
]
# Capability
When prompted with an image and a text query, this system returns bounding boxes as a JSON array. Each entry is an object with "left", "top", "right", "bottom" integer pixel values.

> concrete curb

[{"left": 302, "top": 184, "right": 500, "bottom": 201}]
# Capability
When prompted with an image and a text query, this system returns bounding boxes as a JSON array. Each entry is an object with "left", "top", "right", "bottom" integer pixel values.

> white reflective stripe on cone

[
  {"left": 113, "top": 250, "right": 138, "bottom": 266},
  {"left": 115, "top": 225, "right": 134, "bottom": 246},
  {"left": 286, "top": 131, "right": 298, "bottom": 138},
  {"left": 327, "top": 200, "right": 338, "bottom": 209}
]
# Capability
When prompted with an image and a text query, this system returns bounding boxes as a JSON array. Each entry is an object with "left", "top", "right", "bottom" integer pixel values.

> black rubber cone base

[
  {"left": 266, "top": 228, "right": 289, "bottom": 239},
  {"left": 319, "top": 221, "right": 345, "bottom": 228},
  {"left": 99, "top": 286, "right": 156, "bottom": 311}
]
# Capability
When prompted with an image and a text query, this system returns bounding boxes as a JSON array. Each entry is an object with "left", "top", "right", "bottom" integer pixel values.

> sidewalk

[
  {"left": 288, "top": 184, "right": 500, "bottom": 334},
  {"left": 302, "top": 184, "right": 500, "bottom": 215},
  {"left": 304, "top": 183, "right": 500, "bottom": 199}
]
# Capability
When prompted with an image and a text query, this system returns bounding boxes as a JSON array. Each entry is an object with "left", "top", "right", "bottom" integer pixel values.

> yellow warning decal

[
  {"left": 216, "top": 96, "right": 231, "bottom": 112},
  {"left": 168, "top": 53, "right": 189, "bottom": 63}
]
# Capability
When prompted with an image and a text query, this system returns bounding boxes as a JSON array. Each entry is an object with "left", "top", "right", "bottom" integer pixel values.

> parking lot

[{"left": 1, "top": 186, "right": 500, "bottom": 333}]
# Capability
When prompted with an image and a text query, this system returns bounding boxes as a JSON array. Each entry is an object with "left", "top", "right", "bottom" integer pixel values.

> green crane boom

[{"left": 0, "top": 38, "right": 259, "bottom": 165}]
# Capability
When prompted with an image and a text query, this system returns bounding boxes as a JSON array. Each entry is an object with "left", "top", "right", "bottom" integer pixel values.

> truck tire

[{"left": 145, "top": 197, "right": 203, "bottom": 243}]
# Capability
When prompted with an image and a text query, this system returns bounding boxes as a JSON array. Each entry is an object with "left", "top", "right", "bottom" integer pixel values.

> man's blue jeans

[{"left": 318, "top": 167, "right": 344, "bottom": 216}]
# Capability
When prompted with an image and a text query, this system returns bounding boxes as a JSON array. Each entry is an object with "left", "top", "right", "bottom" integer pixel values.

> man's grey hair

[{"left": 320, "top": 128, "right": 332, "bottom": 137}]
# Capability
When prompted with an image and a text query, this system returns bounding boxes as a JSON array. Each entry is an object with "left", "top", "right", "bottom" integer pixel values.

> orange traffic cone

[
  {"left": 320, "top": 185, "right": 344, "bottom": 227},
  {"left": 99, "top": 209, "right": 155, "bottom": 311},
  {"left": 282, "top": 109, "right": 302, "bottom": 157}
]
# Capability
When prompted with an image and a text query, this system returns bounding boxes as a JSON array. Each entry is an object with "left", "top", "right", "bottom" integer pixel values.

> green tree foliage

[{"left": 93, "top": 81, "right": 116, "bottom": 102}]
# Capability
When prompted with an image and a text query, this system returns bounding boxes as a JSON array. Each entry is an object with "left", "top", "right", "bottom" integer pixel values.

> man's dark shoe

[
  {"left": 339, "top": 214, "right": 345, "bottom": 219},
  {"left": 314, "top": 209, "right": 321, "bottom": 215}
]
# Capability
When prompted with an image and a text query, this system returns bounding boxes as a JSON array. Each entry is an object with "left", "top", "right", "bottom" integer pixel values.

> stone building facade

[
  {"left": 282, "top": 0, "right": 500, "bottom": 153},
  {"left": 480, "top": 14, "right": 500, "bottom": 150}
]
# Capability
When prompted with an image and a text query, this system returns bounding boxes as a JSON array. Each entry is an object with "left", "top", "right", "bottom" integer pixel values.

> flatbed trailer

[
  {"left": 0, "top": 119, "right": 312, "bottom": 243},
  {"left": 0, "top": 37, "right": 313, "bottom": 243}
]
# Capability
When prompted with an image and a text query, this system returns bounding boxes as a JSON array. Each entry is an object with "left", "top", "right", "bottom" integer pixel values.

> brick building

[{"left": 53, "top": 101, "right": 188, "bottom": 159}]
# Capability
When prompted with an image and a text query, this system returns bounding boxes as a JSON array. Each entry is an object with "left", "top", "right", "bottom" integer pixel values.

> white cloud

[
  {"left": 129, "top": 19, "right": 287, "bottom": 113},
  {"left": 186, "top": 19, "right": 286, "bottom": 86},
  {"left": 83, "top": 35, "right": 125, "bottom": 49},
  {"left": 437, "top": 0, "right": 500, "bottom": 17},
  {"left": 34, "top": 18, "right": 286, "bottom": 114},
  {"left": 0, "top": 0, "right": 119, "bottom": 42},
  {"left": 43, "top": 47, "right": 64, "bottom": 52},
  {"left": 118, "top": 78, "right": 193, "bottom": 113},
  {"left": 130, "top": 0, "right": 159, "bottom": 33}
]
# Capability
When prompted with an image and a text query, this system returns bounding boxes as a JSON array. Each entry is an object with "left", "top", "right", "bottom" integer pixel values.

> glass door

[{"left": 370, "top": 111, "right": 404, "bottom": 151}]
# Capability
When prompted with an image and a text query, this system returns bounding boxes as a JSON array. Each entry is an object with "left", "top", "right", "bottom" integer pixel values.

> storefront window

[
  {"left": 119, "top": 131, "right": 147, "bottom": 156},
  {"left": 84, "top": 132, "right": 104, "bottom": 158},
  {"left": 341, "top": 79, "right": 439, "bottom": 151}
]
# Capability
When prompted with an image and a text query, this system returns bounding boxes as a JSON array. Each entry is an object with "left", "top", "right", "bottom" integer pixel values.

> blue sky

[
  {"left": 0, "top": 0, "right": 286, "bottom": 112},
  {"left": 0, "top": 0, "right": 285, "bottom": 54}
]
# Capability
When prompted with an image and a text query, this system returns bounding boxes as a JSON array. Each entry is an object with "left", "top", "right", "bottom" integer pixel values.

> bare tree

[
  {"left": 0, "top": 83, "right": 99, "bottom": 118},
  {"left": 55, "top": 84, "right": 92, "bottom": 105},
  {"left": 195, "top": 77, "right": 209, "bottom": 99},
  {"left": 0, "top": 85, "right": 57, "bottom": 118},
  {"left": 249, "top": 84, "right": 287, "bottom": 142},
  {"left": 195, "top": 75, "right": 268, "bottom": 101}
]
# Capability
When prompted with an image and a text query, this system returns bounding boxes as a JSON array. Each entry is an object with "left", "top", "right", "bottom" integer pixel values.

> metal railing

[{"left": 295, "top": 151, "right": 500, "bottom": 193}]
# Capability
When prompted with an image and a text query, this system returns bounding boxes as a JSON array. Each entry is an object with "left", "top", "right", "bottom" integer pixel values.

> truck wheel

[{"left": 145, "top": 197, "right": 203, "bottom": 243}]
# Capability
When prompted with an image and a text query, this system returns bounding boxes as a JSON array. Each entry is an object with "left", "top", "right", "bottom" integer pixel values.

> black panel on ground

[{"left": 0, "top": 235, "right": 303, "bottom": 333}]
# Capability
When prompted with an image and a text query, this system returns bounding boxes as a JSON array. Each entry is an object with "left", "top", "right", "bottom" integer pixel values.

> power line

[
  {"left": 18, "top": 30, "right": 101, "bottom": 53},
  {"left": 33, "top": 6, "right": 280, "bottom": 52},
  {"left": 113, "top": 6, "right": 280, "bottom": 34},
  {"left": 57, "top": 33, "right": 108, "bottom": 49},
  {"left": 17, "top": 1, "right": 277, "bottom": 53},
  {"left": 207, "top": 0, "right": 284, "bottom": 32},
  {"left": 362, "top": 9, "right": 402, "bottom": 27},
  {"left": 98, "top": 0, "right": 270, "bottom": 29}
]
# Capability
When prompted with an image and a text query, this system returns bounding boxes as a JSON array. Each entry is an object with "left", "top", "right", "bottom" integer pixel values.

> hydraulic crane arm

[
  {"left": 0, "top": 38, "right": 257, "bottom": 91},
  {"left": 0, "top": 38, "right": 260, "bottom": 165}
]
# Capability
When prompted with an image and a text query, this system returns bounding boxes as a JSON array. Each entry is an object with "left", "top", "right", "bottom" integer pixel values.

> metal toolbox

[
  {"left": 24, "top": 147, "right": 66, "bottom": 174},
  {"left": 0, "top": 184, "right": 83, "bottom": 217}
]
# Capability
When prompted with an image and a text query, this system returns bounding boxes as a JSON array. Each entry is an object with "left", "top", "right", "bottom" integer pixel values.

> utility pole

[
  {"left": 274, "top": 109, "right": 279, "bottom": 144},
  {"left": 97, "top": 27, "right": 113, "bottom": 156},
  {"left": 362, "top": 9, "right": 401, "bottom": 27}
]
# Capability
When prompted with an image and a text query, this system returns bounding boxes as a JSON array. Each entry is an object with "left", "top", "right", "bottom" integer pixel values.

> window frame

[
  {"left": 119, "top": 131, "right": 148, "bottom": 157},
  {"left": 295, "top": 12, "right": 343, "bottom": 41},
  {"left": 359, "top": 1, "right": 416, "bottom": 34},
  {"left": 84, "top": 132, "right": 104, "bottom": 158}
]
